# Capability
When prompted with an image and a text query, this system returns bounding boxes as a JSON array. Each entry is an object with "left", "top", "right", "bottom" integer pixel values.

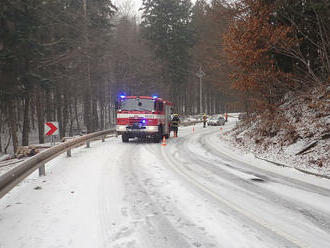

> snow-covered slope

[{"left": 224, "top": 86, "right": 330, "bottom": 176}]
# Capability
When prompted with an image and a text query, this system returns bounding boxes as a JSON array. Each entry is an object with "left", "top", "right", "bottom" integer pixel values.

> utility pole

[{"left": 196, "top": 65, "right": 206, "bottom": 114}]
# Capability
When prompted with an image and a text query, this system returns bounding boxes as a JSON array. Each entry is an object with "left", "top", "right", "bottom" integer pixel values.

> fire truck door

[{"left": 165, "top": 105, "right": 171, "bottom": 134}]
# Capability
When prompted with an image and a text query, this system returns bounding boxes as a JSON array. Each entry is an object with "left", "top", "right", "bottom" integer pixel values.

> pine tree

[
  {"left": 141, "top": 0, "right": 194, "bottom": 90},
  {"left": 0, "top": 0, "right": 117, "bottom": 152}
]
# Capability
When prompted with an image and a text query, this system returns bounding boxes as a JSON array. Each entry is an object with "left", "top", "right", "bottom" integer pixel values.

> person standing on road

[
  {"left": 202, "top": 114, "right": 208, "bottom": 128},
  {"left": 171, "top": 114, "right": 180, "bottom": 137}
]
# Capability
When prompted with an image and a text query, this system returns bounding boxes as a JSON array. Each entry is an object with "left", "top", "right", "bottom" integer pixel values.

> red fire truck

[{"left": 116, "top": 96, "right": 173, "bottom": 143}]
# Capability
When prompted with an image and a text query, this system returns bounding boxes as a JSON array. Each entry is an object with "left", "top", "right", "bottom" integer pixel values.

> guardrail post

[
  {"left": 39, "top": 164, "right": 46, "bottom": 176},
  {"left": 67, "top": 149, "right": 71, "bottom": 157},
  {"left": 102, "top": 136, "right": 105, "bottom": 142},
  {"left": 86, "top": 141, "right": 90, "bottom": 148}
]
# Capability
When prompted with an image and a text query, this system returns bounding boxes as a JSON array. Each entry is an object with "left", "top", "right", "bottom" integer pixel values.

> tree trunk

[
  {"left": 56, "top": 88, "right": 63, "bottom": 139},
  {"left": 31, "top": 95, "right": 36, "bottom": 130},
  {"left": 45, "top": 88, "right": 52, "bottom": 121},
  {"left": 82, "top": 0, "right": 93, "bottom": 133},
  {"left": 36, "top": 86, "right": 45, "bottom": 144},
  {"left": 0, "top": 119, "right": 2, "bottom": 153},
  {"left": 4, "top": 134, "right": 11, "bottom": 154},
  {"left": 61, "top": 92, "right": 69, "bottom": 138},
  {"left": 0, "top": 110, "right": 3, "bottom": 153},
  {"left": 68, "top": 103, "right": 74, "bottom": 136},
  {"left": 92, "top": 96, "right": 99, "bottom": 131},
  {"left": 83, "top": 93, "right": 92, "bottom": 133},
  {"left": 8, "top": 99, "right": 18, "bottom": 154},
  {"left": 99, "top": 82, "right": 105, "bottom": 130},
  {"left": 100, "top": 99, "right": 105, "bottom": 130},
  {"left": 74, "top": 97, "right": 80, "bottom": 132},
  {"left": 22, "top": 94, "right": 30, "bottom": 146}
]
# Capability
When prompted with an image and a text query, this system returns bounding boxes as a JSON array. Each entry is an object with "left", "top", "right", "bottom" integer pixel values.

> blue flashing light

[
  {"left": 142, "top": 119, "right": 146, "bottom": 124},
  {"left": 120, "top": 95, "right": 126, "bottom": 99},
  {"left": 152, "top": 95, "right": 158, "bottom": 99}
]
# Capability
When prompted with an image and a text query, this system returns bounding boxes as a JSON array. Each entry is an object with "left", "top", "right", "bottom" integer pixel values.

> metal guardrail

[
  {"left": 0, "top": 129, "right": 115, "bottom": 199},
  {"left": 0, "top": 121, "right": 201, "bottom": 199}
]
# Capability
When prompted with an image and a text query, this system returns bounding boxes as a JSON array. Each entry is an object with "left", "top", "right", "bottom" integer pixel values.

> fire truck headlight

[
  {"left": 116, "top": 125, "right": 126, "bottom": 131},
  {"left": 146, "top": 126, "right": 159, "bottom": 132}
]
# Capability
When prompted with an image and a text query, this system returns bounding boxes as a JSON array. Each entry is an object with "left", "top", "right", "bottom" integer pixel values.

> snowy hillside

[{"left": 224, "top": 86, "right": 330, "bottom": 176}]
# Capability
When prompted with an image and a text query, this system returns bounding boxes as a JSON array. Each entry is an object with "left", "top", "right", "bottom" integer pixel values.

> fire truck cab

[{"left": 116, "top": 96, "right": 173, "bottom": 143}]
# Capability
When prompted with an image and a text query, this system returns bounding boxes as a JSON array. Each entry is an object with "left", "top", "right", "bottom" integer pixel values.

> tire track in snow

[
  {"left": 111, "top": 141, "right": 194, "bottom": 248},
  {"left": 200, "top": 129, "right": 330, "bottom": 197},
  {"left": 97, "top": 139, "right": 134, "bottom": 248},
  {"left": 142, "top": 144, "right": 226, "bottom": 248},
  {"left": 158, "top": 129, "right": 312, "bottom": 248},
  {"left": 177, "top": 131, "right": 330, "bottom": 235}
]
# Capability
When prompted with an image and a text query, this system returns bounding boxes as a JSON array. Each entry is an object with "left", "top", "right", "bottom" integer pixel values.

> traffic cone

[
  {"left": 192, "top": 126, "right": 195, "bottom": 133},
  {"left": 161, "top": 136, "right": 167, "bottom": 146}
]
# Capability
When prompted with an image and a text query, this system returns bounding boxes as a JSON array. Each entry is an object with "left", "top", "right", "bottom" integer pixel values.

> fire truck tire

[
  {"left": 153, "top": 134, "right": 161, "bottom": 143},
  {"left": 122, "top": 134, "right": 129, "bottom": 143},
  {"left": 157, "top": 125, "right": 165, "bottom": 142}
]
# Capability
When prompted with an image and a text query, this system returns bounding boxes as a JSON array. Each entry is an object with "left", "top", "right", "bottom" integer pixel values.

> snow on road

[{"left": 1, "top": 122, "right": 330, "bottom": 248}]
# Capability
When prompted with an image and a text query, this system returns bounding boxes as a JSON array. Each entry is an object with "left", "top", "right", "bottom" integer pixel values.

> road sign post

[{"left": 45, "top": 122, "right": 59, "bottom": 146}]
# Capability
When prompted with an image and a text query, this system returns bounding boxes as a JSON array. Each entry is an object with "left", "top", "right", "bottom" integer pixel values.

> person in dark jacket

[{"left": 171, "top": 114, "right": 180, "bottom": 137}]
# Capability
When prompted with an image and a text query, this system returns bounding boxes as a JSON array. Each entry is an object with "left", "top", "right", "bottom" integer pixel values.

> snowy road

[{"left": 1, "top": 123, "right": 330, "bottom": 248}]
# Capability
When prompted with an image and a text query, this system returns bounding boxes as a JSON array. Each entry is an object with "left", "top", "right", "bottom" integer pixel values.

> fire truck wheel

[
  {"left": 153, "top": 134, "right": 161, "bottom": 143},
  {"left": 122, "top": 134, "right": 129, "bottom": 143}
]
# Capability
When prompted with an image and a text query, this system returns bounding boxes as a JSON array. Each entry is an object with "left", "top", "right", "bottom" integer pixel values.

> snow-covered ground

[
  {"left": 223, "top": 96, "right": 329, "bottom": 177},
  {"left": 1, "top": 121, "right": 330, "bottom": 248}
]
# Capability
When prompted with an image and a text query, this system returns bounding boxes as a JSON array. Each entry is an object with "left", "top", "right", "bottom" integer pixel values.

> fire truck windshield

[{"left": 120, "top": 98, "right": 154, "bottom": 111}]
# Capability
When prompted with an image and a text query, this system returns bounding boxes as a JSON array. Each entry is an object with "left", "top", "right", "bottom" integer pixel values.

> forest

[{"left": 0, "top": 0, "right": 329, "bottom": 154}]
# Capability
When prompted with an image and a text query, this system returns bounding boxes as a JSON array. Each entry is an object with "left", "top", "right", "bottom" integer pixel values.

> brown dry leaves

[{"left": 223, "top": 0, "right": 297, "bottom": 108}]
